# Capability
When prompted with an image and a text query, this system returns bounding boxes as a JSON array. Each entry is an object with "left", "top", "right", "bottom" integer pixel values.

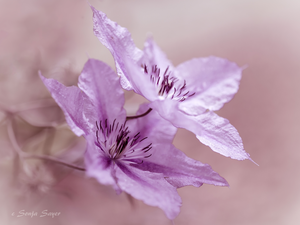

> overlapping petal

[
  {"left": 78, "top": 59, "right": 126, "bottom": 125},
  {"left": 91, "top": 7, "right": 250, "bottom": 162},
  {"left": 40, "top": 73, "right": 92, "bottom": 136},
  {"left": 41, "top": 59, "right": 125, "bottom": 136},
  {"left": 175, "top": 56, "right": 242, "bottom": 111},
  {"left": 127, "top": 103, "right": 176, "bottom": 143},
  {"left": 141, "top": 38, "right": 175, "bottom": 74},
  {"left": 116, "top": 162, "right": 181, "bottom": 220},
  {"left": 85, "top": 134, "right": 116, "bottom": 187},
  {"left": 43, "top": 55, "right": 229, "bottom": 219},
  {"left": 85, "top": 124, "right": 182, "bottom": 220},
  {"left": 91, "top": 6, "right": 143, "bottom": 91},
  {"left": 150, "top": 100, "right": 250, "bottom": 160},
  {"left": 122, "top": 57, "right": 158, "bottom": 101},
  {"left": 128, "top": 104, "right": 229, "bottom": 187}
]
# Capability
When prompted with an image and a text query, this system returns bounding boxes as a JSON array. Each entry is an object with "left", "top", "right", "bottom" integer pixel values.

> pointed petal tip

[
  {"left": 248, "top": 157, "right": 259, "bottom": 166},
  {"left": 90, "top": 4, "right": 106, "bottom": 18},
  {"left": 38, "top": 70, "right": 44, "bottom": 80},
  {"left": 87, "top": 1, "right": 92, "bottom": 8},
  {"left": 89, "top": 3, "right": 96, "bottom": 11},
  {"left": 241, "top": 64, "right": 248, "bottom": 70},
  {"left": 39, "top": 71, "right": 51, "bottom": 86},
  {"left": 208, "top": 176, "right": 229, "bottom": 187},
  {"left": 145, "top": 34, "right": 154, "bottom": 41},
  {"left": 238, "top": 152, "right": 258, "bottom": 166},
  {"left": 218, "top": 177, "right": 230, "bottom": 187}
]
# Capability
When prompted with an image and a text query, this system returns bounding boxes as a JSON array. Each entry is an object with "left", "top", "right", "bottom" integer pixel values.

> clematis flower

[
  {"left": 91, "top": 6, "right": 252, "bottom": 161},
  {"left": 40, "top": 58, "right": 228, "bottom": 219}
]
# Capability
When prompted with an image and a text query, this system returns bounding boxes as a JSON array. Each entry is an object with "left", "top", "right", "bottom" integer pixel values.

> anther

[
  {"left": 142, "top": 143, "right": 152, "bottom": 150},
  {"left": 139, "top": 137, "right": 148, "bottom": 142},
  {"left": 112, "top": 119, "right": 116, "bottom": 131},
  {"left": 189, "top": 92, "right": 196, "bottom": 97},
  {"left": 164, "top": 66, "right": 169, "bottom": 76},
  {"left": 100, "top": 121, "right": 103, "bottom": 133},
  {"left": 144, "top": 147, "right": 152, "bottom": 153},
  {"left": 144, "top": 154, "right": 152, "bottom": 158}
]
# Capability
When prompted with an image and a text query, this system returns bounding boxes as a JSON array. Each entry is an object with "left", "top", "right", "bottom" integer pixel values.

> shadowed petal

[
  {"left": 91, "top": 6, "right": 143, "bottom": 91},
  {"left": 141, "top": 38, "right": 175, "bottom": 73},
  {"left": 85, "top": 134, "right": 118, "bottom": 188},
  {"left": 133, "top": 145, "right": 228, "bottom": 188},
  {"left": 122, "top": 58, "right": 158, "bottom": 101},
  {"left": 116, "top": 162, "right": 181, "bottom": 220},
  {"left": 78, "top": 59, "right": 126, "bottom": 125},
  {"left": 128, "top": 104, "right": 228, "bottom": 188},
  {"left": 127, "top": 103, "right": 176, "bottom": 144},
  {"left": 40, "top": 73, "right": 92, "bottom": 136},
  {"left": 175, "top": 56, "right": 242, "bottom": 111},
  {"left": 150, "top": 100, "right": 251, "bottom": 160}
]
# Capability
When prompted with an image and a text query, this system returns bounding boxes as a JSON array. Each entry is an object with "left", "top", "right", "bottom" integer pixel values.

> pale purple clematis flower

[
  {"left": 40, "top": 58, "right": 228, "bottom": 219},
  {"left": 91, "top": 6, "right": 252, "bottom": 161}
]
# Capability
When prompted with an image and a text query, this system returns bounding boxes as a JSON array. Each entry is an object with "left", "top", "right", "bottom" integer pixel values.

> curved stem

[
  {"left": 7, "top": 117, "right": 85, "bottom": 172},
  {"left": 126, "top": 108, "right": 152, "bottom": 120},
  {"left": 23, "top": 154, "right": 86, "bottom": 171},
  {"left": 7, "top": 118, "right": 23, "bottom": 155}
]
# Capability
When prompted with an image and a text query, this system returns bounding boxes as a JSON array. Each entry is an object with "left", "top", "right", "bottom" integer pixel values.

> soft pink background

[{"left": 0, "top": 0, "right": 300, "bottom": 224}]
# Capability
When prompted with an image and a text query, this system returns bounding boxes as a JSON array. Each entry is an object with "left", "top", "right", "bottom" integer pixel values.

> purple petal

[
  {"left": 175, "top": 56, "right": 242, "bottom": 111},
  {"left": 84, "top": 134, "right": 118, "bottom": 188},
  {"left": 127, "top": 103, "right": 176, "bottom": 145},
  {"left": 122, "top": 57, "right": 158, "bottom": 101},
  {"left": 141, "top": 38, "right": 175, "bottom": 74},
  {"left": 133, "top": 145, "right": 228, "bottom": 188},
  {"left": 40, "top": 73, "right": 92, "bottom": 136},
  {"left": 150, "top": 100, "right": 251, "bottom": 160},
  {"left": 78, "top": 59, "right": 126, "bottom": 125},
  {"left": 91, "top": 6, "right": 143, "bottom": 91},
  {"left": 128, "top": 103, "right": 228, "bottom": 188},
  {"left": 116, "top": 162, "right": 181, "bottom": 220}
]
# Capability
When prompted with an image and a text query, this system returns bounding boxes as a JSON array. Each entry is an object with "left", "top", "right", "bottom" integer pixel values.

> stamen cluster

[
  {"left": 95, "top": 119, "right": 152, "bottom": 164},
  {"left": 142, "top": 64, "right": 195, "bottom": 101}
]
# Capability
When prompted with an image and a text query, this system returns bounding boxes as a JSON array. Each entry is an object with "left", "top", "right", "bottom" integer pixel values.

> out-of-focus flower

[
  {"left": 18, "top": 162, "right": 55, "bottom": 197},
  {"left": 40, "top": 58, "right": 228, "bottom": 219},
  {"left": 91, "top": 6, "right": 251, "bottom": 161}
]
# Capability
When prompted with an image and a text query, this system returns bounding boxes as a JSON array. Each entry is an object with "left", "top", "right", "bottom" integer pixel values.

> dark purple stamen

[
  {"left": 96, "top": 130, "right": 99, "bottom": 142},
  {"left": 134, "top": 132, "right": 140, "bottom": 138},
  {"left": 100, "top": 121, "right": 103, "bottom": 133},
  {"left": 144, "top": 147, "right": 152, "bottom": 153},
  {"left": 142, "top": 143, "right": 152, "bottom": 151},
  {"left": 95, "top": 119, "right": 152, "bottom": 162},
  {"left": 112, "top": 119, "right": 116, "bottom": 131},
  {"left": 140, "top": 137, "right": 148, "bottom": 142},
  {"left": 142, "top": 64, "right": 195, "bottom": 101}
]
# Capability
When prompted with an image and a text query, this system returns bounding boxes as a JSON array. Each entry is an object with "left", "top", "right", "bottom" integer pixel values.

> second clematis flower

[
  {"left": 91, "top": 6, "right": 252, "bottom": 161},
  {"left": 40, "top": 58, "right": 228, "bottom": 219}
]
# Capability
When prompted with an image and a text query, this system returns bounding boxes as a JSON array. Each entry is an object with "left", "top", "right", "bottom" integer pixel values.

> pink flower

[
  {"left": 40, "top": 59, "right": 228, "bottom": 219},
  {"left": 91, "top": 6, "right": 251, "bottom": 161}
]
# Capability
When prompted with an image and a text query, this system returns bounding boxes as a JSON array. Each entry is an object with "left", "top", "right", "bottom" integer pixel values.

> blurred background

[{"left": 0, "top": 0, "right": 300, "bottom": 224}]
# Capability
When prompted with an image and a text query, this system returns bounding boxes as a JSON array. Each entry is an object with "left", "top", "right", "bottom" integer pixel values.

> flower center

[
  {"left": 95, "top": 119, "right": 152, "bottom": 164},
  {"left": 142, "top": 64, "right": 195, "bottom": 101}
]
